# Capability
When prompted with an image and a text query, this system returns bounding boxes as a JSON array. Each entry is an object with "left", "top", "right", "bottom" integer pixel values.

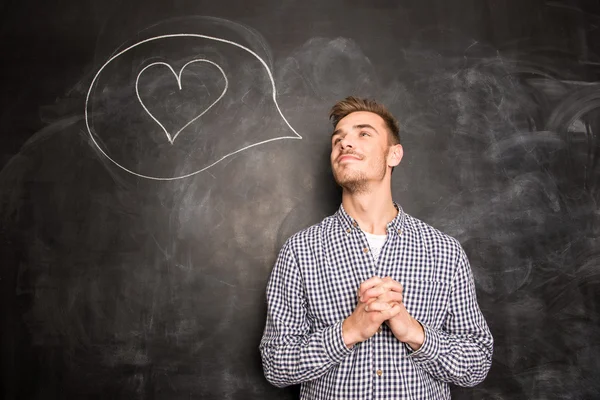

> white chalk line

[
  {"left": 85, "top": 34, "right": 302, "bottom": 181},
  {"left": 136, "top": 59, "right": 229, "bottom": 144}
]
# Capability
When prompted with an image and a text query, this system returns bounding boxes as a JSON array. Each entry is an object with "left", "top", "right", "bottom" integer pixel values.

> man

[{"left": 260, "top": 97, "right": 493, "bottom": 399}]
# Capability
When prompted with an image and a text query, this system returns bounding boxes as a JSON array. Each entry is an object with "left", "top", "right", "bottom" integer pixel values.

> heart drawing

[
  {"left": 135, "top": 59, "right": 228, "bottom": 144},
  {"left": 85, "top": 34, "right": 302, "bottom": 181}
]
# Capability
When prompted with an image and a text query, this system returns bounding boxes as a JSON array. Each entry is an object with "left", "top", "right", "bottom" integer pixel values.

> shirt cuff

[
  {"left": 323, "top": 320, "right": 354, "bottom": 363},
  {"left": 406, "top": 323, "right": 440, "bottom": 363}
]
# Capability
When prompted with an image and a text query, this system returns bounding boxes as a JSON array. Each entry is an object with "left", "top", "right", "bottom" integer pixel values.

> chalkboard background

[{"left": 1, "top": 0, "right": 600, "bottom": 399}]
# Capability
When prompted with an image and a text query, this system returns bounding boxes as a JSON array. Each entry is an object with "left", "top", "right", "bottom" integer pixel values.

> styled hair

[{"left": 329, "top": 96, "right": 400, "bottom": 144}]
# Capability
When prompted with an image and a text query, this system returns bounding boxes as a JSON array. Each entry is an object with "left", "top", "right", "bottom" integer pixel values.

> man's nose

[{"left": 340, "top": 136, "right": 353, "bottom": 149}]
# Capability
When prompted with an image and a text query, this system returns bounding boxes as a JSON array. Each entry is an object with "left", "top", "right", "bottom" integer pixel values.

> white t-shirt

[{"left": 363, "top": 231, "right": 387, "bottom": 262}]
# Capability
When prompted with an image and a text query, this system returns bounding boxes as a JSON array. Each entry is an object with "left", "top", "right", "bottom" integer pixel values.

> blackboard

[{"left": 1, "top": 0, "right": 600, "bottom": 399}]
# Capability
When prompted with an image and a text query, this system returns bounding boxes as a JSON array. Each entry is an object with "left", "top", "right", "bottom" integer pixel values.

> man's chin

[
  {"left": 342, "top": 180, "right": 368, "bottom": 194},
  {"left": 333, "top": 164, "right": 359, "bottom": 177},
  {"left": 334, "top": 173, "right": 368, "bottom": 193}
]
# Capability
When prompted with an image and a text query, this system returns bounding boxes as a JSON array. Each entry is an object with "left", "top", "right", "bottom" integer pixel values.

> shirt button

[
  {"left": 352, "top": 221, "right": 358, "bottom": 227},
  {"left": 376, "top": 369, "right": 383, "bottom": 376},
  {"left": 377, "top": 326, "right": 382, "bottom": 334},
  {"left": 397, "top": 229, "right": 402, "bottom": 235},
  {"left": 346, "top": 228, "right": 351, "bottom": 234},
  {"left": 363, "top": 247, "right": 369, "bottom": 253}
]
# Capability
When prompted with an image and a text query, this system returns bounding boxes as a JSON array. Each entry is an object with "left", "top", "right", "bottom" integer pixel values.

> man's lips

[{"left": 338, "top": 154, "right": 362, "bottom": 162}]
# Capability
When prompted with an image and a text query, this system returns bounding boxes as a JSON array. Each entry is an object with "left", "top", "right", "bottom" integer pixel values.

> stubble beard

[
  {"left": 333, "top": 151, "right": 388, "bottom": 194},
  {"left": 337, "top": 169, "right": 369, "bottom": 194}
]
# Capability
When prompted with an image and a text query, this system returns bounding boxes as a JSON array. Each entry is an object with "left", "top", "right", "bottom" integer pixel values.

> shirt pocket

[{"left": 401, "top": 278, "right": 450, "bottom": 328}]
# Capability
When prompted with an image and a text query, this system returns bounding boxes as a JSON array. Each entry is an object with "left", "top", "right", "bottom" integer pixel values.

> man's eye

[
  {"left": 333, "top": 138, "right": 341, "bottom": 145},
  {"left": 360, "top": 131, "right": 370, "bottom": 137}
]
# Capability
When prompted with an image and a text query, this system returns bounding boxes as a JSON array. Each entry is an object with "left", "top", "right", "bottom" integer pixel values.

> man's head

[{"left": 329, "top": 97, "right": 403, "bottom": 193}]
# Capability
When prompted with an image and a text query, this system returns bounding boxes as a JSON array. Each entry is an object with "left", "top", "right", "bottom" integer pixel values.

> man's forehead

[{"left": 334, "top": 111, "right": 386, "bottom": 132}]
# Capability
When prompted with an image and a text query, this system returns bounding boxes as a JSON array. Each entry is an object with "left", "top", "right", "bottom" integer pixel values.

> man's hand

[
  {"left": 360, "top": 277, "right": 425, "bottom": 351},
  {"left": 342, "top": 277, "right": 402, "bottom": 348}
]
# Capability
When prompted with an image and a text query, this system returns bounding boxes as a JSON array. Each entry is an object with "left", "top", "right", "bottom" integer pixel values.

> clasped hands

[{"left": 342, "top": 276, "right": 425, "bottom": 350}]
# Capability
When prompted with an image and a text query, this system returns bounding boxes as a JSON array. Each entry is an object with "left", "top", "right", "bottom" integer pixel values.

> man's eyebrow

[
  {"left": 331, "top": 124, "right": 379, "bottom": 138},
  {"left": 354, "top": 124, "right": 379, "bottom": 133}
]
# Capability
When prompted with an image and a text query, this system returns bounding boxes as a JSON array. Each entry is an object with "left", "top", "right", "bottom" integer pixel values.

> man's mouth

[{"left": 338, "top": 153, "right": 362, "bottom": 162}]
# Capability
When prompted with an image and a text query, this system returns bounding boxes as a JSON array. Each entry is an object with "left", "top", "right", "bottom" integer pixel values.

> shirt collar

[{"left": 336, "top": 202, "right": 407, "bottom": 236}]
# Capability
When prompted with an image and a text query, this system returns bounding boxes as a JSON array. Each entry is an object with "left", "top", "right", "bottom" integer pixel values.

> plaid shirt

[{"left": 260, "top": 204, "right": 493, "bottom": 399}]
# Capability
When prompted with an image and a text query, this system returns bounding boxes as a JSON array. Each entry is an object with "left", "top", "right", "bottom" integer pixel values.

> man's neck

[{"left": 341, "top": 185, "right": 397, "bottom": 235}]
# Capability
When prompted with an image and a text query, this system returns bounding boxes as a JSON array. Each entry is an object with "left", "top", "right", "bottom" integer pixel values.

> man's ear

[{"left": 388, "top": 144, "right": 403, "bottom": 168}]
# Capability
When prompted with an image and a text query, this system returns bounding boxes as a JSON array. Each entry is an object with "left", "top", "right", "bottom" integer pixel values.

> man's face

[{"left": 330, "top": 111, "right": 399, "bottom": 193}]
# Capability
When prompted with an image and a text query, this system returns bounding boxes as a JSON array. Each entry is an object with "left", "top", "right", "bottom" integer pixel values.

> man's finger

[
  {"left": 361, "top": 280, "right": 403, "bottom": 302},
  {"left": 358, "top": 277, "right": 383, "bottom": 298},
  {"left": 370, "top": 279, "right": 403, "bottom": 293},
  {"left": 383, "top": 303, "right": 404, "bottom": 319},
  {"left": 381, "top": 279, "right": 403, "bottom": 293},
  {"left": 377, "top": 290, "right": 403, "bottom": 304},
  {"left": 361, "top": 285, "right": 387, "bottom": 302},
  {"left": 364, "top": 301, "right": 391, "bottom": 312}
]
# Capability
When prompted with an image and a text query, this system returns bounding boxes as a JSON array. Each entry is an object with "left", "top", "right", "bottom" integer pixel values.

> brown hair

[{"left": 329, "top": 96, "right": 400, "bottom": 144}]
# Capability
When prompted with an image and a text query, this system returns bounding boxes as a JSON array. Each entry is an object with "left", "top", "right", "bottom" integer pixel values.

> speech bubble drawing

[{"left": 85, "top": 34, "right": 302, "bottom": 181}]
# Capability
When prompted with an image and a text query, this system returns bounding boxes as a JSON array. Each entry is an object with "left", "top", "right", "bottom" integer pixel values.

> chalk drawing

[
  {"left": 85, "top": 34, "right": 302, "bottom": 181},
  {"left": 136, "top": 59, "right": 228, "bottom": 145}
]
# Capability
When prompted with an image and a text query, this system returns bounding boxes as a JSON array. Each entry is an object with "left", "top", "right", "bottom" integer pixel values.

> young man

[{"left": 260, "top": 97, "right": 493, "bottom": 399}]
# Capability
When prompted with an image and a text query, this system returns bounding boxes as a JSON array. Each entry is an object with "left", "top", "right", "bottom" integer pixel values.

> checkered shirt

[{"left": 260, "top": 203, "right": 493, "bottom": 399}]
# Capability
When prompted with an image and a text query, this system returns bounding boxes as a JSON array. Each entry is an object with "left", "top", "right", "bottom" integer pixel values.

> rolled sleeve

[
  {"left": 406, "top": 323, "right": 441, "bottom": 363},
  {"left": 324, "top": 321, "right": 354, "bottom": 362}
]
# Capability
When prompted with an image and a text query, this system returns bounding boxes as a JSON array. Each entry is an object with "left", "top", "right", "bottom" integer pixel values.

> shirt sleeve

[
  {"left": 259, "top": 240, "right": 353, "bottom": 388},
  {"left": 406, "top": 246, "right": 494, "bottom": 387}
]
